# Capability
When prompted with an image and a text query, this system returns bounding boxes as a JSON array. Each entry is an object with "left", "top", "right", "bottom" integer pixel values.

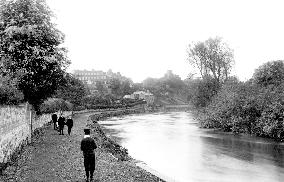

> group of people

[
  {"left": 51, "top": 113, "right": 97, "bottom": 181},
  {"left": 51, "top": 113, "right": 73, "bottom": 135}
]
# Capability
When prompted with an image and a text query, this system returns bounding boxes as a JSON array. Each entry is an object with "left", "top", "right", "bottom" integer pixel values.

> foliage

[
  {"left": 82, "top": 94, "right": 114, "bottom": 108},
  {"left": 0, "top": 75, "right": 24, "bottom": 105},
  {"left": 202, "top": 80, "right": 260, "bottom": 132},
  {"left": 0, "top": 0, "right": 69, "bottom": 111},
  {"left": 253, "top": 60, "right": 284, "bottom": 87},
  {"left": 95, "top": 81, "right": 106, "bottom": 95},
  {"left": 40, "top": 98, "right": 73, "bottom": 114},
  {"left": 108, "top": 78, "right": 133, "bottom": 98},
  {"left": 187, "top": 37, "right": 234, "bottom": 83},
  {"left": 142, "top": 71, "right": 188, "bottom": 104},
  {"left": 142, "top": 77, "right": 162, "bottom": 96},
  {"left": 54, "top": 73, "right": 89, "bottom": 106},
  {"left": 186, "top": 76, "right": 220, "bottom": 108},
  {"left": 254, "top": 84, "right": 284, "bottom": 139},
  {"left": 201, "top": 62, "right": 284, "bottom": 140}
]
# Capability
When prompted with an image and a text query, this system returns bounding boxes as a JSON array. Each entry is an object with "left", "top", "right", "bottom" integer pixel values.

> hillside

[{"left": 154, "top": 93, "right": 188, "bottom": 105}]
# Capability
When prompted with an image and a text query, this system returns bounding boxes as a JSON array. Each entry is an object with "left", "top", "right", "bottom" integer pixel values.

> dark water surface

[{"left": 99, "top": 112, "right": 284, "bottom": 182}]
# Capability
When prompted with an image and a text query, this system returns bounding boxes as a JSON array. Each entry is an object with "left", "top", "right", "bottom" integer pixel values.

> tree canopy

[
  {"left": 253, "top": 60, "right": 284, "bottom": 87},
  {"left": 0, "top": 0, "right": 69, "bottom": 111},
  {"left": 187, "top": 37, "right": 234, "bottom": 83}
]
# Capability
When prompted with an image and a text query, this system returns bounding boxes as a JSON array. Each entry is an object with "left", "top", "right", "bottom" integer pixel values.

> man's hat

[{"left": 84, "top": 128, "right": 91, "bottom": 134}]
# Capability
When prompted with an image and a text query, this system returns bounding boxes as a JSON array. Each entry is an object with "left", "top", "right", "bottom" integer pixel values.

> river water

[{"left": 99, "top": 112, "right": 284, "bottom": 182}]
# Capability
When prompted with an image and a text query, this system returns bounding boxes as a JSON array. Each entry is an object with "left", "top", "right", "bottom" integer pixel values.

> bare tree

[{"left": 187, "top": 37, "right": 234, "bottom": 83}]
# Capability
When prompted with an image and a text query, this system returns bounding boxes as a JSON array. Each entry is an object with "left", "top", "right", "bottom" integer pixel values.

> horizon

[{"left": 47, "top": 0, "right": 284, "bottom": 83}]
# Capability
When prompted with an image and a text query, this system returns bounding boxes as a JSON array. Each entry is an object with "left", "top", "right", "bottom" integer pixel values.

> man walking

[
  {"left": 81, "top": 129, "right": 97, "bottom": 182},
  {"left": 51, "top": 114, "right": 58, "bottom": 130},
  {"left": 58, "top": 115, "right": 65, "bottom": 135},
  {"left": 66, "top": 116, "right": 73, "bottom": 135}
]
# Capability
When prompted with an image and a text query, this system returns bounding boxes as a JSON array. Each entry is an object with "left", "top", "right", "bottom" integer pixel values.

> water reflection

[{"left": 99, "top": 112, "right": 284, "bottom": 182}]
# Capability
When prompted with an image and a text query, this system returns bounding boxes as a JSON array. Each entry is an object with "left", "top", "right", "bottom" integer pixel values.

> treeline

[
  {"left": 187, "top": 37, "right": 284, "bottom": 140},
  {"left": 142, "top": 70, "right": 188, "bottom": 105}
]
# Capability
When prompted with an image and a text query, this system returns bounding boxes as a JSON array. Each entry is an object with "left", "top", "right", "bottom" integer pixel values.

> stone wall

[
  {"left": 0, "top": 104, "right": 71, "bottom": 168},
  {"left": 0, "top": 105, "right": 29, "bottom": 165}
]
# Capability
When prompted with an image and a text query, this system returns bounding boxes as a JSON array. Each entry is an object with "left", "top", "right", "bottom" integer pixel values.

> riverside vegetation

[
  {"left": 186, "top": 38, "right": 284, "bottom": 141},
  {"left": 188, "top": 60, "right": 284, "bottom": 141}
]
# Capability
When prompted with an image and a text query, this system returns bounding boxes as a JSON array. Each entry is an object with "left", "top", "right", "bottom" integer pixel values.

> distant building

[
  {"left": 72, "top": 69, "right": 132, "bottom": 95},
  {"left": 73, "top": 69, "right": 108, "bottom": 84}
]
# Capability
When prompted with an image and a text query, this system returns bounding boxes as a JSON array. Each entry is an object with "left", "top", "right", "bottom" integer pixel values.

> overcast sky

[{"left": 47, "top": 0, "right": 284, "bottom": 83}]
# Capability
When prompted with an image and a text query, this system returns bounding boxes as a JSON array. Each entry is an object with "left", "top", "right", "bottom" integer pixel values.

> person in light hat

[{"left": 81, "top": 128, "right": 97, "bottom": 182}]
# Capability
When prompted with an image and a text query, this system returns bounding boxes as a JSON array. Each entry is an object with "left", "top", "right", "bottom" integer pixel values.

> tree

[
  {"left": 54, "top": 73, "right": 89, "bottom": 106},
  {"left": 0, "top": 0, "right": 69, "bottom": 112},
  {"left": 253, "top": 60, "right": 284, "bottom": 87},
  {"left": 187, "top": 37, "right": 234, "bottom": 83},
  {"left": 188, "top": 77, "right": 220, "bottom": 108},
  {"left": 95, "top": 81, "right": 105, "bottom": 95},
  {"left": 108, "top": 78, "right": 134, "bottom": 98},
  {"left": 109, "top": 78, "right": 121, "bottom": 96}
]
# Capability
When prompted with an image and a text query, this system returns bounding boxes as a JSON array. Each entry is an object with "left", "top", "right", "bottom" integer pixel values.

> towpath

[{"left": 0, "top": 112, "right": 162, "bottom": 182}]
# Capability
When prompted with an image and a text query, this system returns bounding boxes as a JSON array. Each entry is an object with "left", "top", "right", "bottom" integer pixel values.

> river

[{"left": 98, "top": 111, "right": 284, "bottom": 182}]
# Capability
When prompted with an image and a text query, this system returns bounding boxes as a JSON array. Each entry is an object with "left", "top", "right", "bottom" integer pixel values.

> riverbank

[
  {"left": 0, "top": 110, "right": 165, "bottom": 181},
  {"left": 190, "top": 105, "right": 284, "bottom": 142},
  {"left": 87, "top": 110, "right": 169, "bottom": 181}
]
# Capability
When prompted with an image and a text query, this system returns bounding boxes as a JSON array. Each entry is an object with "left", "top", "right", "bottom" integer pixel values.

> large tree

[
  {"left": 0, "top": 0, "right": 69, "bottom": 112},
  {"left": 187, "top": 37, "right": 234, "bottom": 83}
]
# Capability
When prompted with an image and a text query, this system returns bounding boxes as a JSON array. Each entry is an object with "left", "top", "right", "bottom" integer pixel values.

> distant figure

[
  {"left": 58, "top": 116, "right": 65, "bottom": 135},
  {"left": 81, "top": 129, "right": 97, "bottom": 182},
  {"left": 51, "top": 114, "right": 58, "bottom": 130},
  {"left": 66, "top": 117, "right": 73, "bottom": 135}
]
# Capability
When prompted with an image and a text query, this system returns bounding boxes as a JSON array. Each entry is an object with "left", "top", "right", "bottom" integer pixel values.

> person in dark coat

[
  {"left": 58, "top": 116, "right": 65, "bottom": 135},
  {"left": 66, "top": 117, "right": 73, "bottom": 135},
  {"left": 51, "top": 114, "right": 58, "bottom": 130},
  {"left": 81, "top": 129, "right": 97, "bottom": 182}
]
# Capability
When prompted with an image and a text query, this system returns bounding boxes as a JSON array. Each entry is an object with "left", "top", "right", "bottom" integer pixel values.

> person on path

[
  {"left": 66, "top": 116, "right": 73, "bottom": 135},
  {"left": 81, "top": 129, "right": 97, "bottom": 182},
  {"left": 51, "top": 114, "right": 58, "bottom": 130},
  {"left": 58, "top": 116, "right": 65, "bottom": 135}
]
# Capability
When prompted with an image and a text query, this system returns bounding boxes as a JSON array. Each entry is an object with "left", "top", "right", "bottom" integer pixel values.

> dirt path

[{"left": 0, "top": 112, "right": 162, "bottom": 182}]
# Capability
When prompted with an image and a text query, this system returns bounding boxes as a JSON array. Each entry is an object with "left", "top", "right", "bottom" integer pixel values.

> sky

[{"left": 47, "top": 0, "right": 284, "bottom": 83}]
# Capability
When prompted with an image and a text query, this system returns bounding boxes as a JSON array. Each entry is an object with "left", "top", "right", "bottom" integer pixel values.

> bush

[
  {"left": 0, "top": 76, "right": 24, "bottom": 105},
  {"left": 253, "top": 60, "right": 284, "bottom": 87},
  {"left": 40, "top": 98, "right": 73, "bottom": 114},
  {"left": 254, "top": 84, "right": 284, "bottom": 139},
  {"left": 0, "top": 86, "right": 24, "bottom": 105},
  {"left": 202, "top": 79, "right": 284, "bottom": 140},
  {"left": 202, "top": 80, "right": 262, "bottom": 133},
  {"left": 188, "top": 77, "right": 220, "bottom": 108}
]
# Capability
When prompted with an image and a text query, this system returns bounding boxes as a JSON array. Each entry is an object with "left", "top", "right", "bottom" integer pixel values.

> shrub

[
  {"left": 254, "top": 84, "right": 284, "bottom": 139},
  {"left": 188, "top": 77, "right": 220, "bottom": 108},
  {"left": 40, "top": 98, "right": 73, "bottom": 114},
  {"left": 253, "top": 60, "right": 284, "bottom": 87},
  {"left": 203, "top": 80, "right": 284, "bottom": 140},
  {"left": 202, "top": 81, "right": 261, "bottom": 133}
]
